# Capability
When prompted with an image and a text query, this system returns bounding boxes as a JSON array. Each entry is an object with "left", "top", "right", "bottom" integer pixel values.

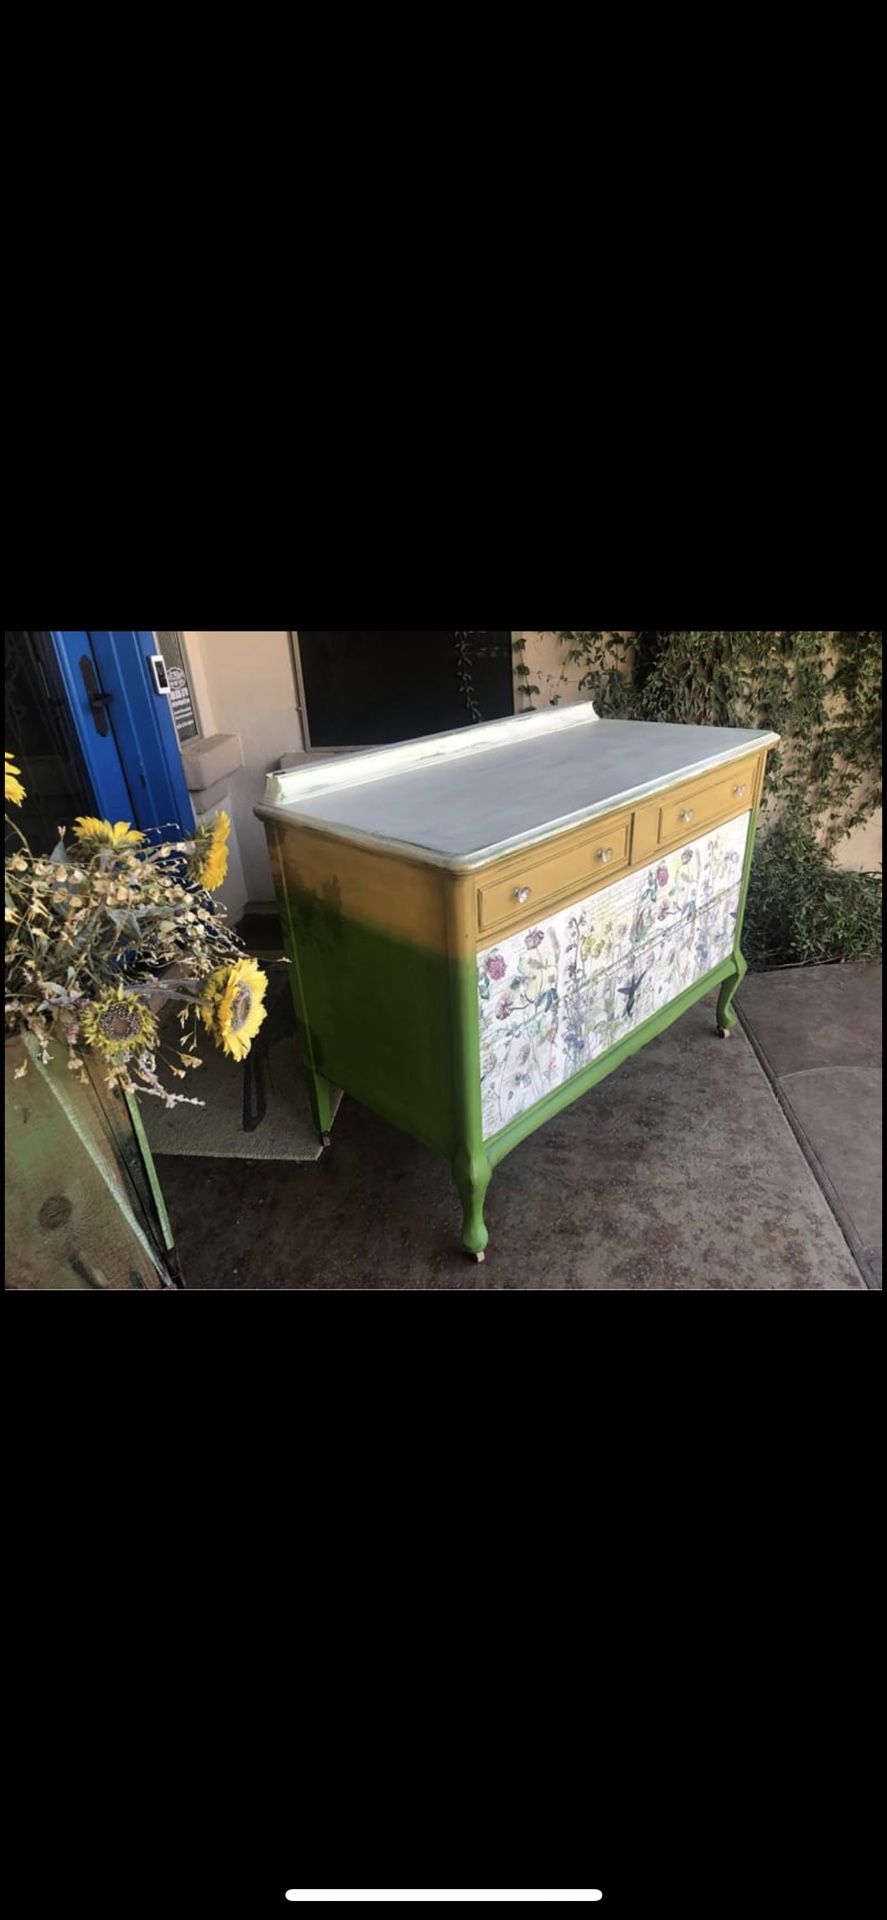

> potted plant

[{"left": 5, "top": 752, "right": 269, "bottom": 1290}]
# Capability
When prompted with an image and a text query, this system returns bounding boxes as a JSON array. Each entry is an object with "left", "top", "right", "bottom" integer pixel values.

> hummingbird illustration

[{"left": 618, "top": 968, "right": 648, "bottom": 1018}]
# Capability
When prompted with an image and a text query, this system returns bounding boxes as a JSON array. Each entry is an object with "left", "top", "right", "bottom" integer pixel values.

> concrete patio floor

[
  {"left": 155, "top": 967, "right": 881, "bottom": 1290},
  {"left": 737, "top": 962, "right": 882, "bottom": 1291}
]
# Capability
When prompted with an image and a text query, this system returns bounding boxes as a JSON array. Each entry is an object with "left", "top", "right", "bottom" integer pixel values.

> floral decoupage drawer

[{"left": 477, "top": 811, "right": 750, "bottom": 1142}]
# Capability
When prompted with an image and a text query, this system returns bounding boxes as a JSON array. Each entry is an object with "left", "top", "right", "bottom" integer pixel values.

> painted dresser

[{"left": 257, "top": 705, "right": 779, "bottom": 1260}]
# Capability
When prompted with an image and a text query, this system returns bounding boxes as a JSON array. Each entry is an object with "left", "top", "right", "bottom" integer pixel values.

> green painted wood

[
  {"left": 449, "top": 952, "right": 493, "bottom": 1259},
  {"left": 276, "top": 871, "right": 458, "bottom": 1159},
  {"left": 716, "top": 802, "right": 761, "bottom": 1035},
  {"left": 5, "top": 1035, "right": 173, "bottom": 1290},
  {"left": 123, "top": 1089, "right": 178, "bottom": 1258}
]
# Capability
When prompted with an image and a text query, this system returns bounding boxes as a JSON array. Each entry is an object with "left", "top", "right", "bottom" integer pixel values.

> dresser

[{"left": 257, "top": 705, "right": 779, "bottom": 1260}]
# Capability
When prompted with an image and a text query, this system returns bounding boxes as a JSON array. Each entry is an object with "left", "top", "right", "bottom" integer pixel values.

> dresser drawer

[
  {"left": 477, "top": 814, "right": 751, "bottom": 1143},
  {"left": 656, "top": 759, "right": 757, "bottom": 849},
  {"left": 477, "top": 818, "right": 632, "bottom": 934}
]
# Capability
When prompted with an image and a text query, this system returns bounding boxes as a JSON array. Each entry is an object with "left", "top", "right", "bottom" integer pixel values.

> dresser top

[{"left": 257, "top": 704, "right": 779, "bottom": 870}]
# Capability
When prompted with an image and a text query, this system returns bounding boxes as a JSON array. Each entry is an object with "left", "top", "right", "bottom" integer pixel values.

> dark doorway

[
  {"left": 294, "top": 631, "right": 515, "bottom": 747},
  {"left": 5, "top": 631, "right": 95, "bottom": 854}
]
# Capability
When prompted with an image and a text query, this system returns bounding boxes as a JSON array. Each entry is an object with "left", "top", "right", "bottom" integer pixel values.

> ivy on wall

[
  {"left": 453, "top": 631, "right": 484, "bottom": 723},
  {"left": 512, "top": 635, "right": 540, "bottom": 711},
  {"left": 557, "top": 630, "right": 883, "bottom": 967},
  {"left": 558, "top": 630, "right": 882, "bottom": 846}
]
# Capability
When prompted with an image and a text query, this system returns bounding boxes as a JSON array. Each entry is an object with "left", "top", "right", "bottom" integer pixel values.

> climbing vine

[
  {"left": 512, "top": 635, "right": 541, "bottom": 712},
  {"left": 558, "top": 631, "right": 882, "bottom": 847},
  {"left": 453, "top": 631, "right": 484, "bottom": 724},
  {"left": 454, "top": 632, "right": 541, "bottom": 721},
  {"left": 557, "top": 630, "right": 882, "bottom": 967}
]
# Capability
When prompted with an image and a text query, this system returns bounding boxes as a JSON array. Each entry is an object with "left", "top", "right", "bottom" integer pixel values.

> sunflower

[
  {"left": 199, "top": 967, "right": 227, "bottom": 1034},
  {"left": 73, "top": 817, "right": 146, "bottom": 850},
  {"left": 5, "top": 752, "right": 26, "bottom": 807},
  {"left": 81, "top": 985, "right": 158, "bottom": 1062},
  {"left": 189, "top": 810, "right": 230, "bottom": 892},
  {"left": 200, "top": 957, "right": 268, "bottom": 1061}
]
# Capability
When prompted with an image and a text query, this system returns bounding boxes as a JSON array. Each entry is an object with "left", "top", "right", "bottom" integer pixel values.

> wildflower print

[{"left": 478, "top": 812, "right": 750, "bottom": 1140}]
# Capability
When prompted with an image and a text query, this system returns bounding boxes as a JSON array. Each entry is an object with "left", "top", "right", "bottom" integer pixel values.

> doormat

[{"left": 141, "top": 971, "right": 341, "bottom": 1163}]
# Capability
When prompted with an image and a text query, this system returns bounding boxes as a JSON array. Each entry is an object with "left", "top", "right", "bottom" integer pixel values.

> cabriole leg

[
  {"left": 454, "top": 1148, "right": 492, "bottom": 1262},
  {"left": 717, "top": 951, "right": 748, "bottom": 1038}
]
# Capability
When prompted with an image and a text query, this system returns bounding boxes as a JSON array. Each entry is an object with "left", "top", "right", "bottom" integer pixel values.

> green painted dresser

[{"left": 257, "top": 705, "right": 779, "bottom": 1259}]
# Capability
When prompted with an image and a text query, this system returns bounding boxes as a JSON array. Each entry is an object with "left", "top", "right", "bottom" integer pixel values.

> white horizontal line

[{"left": 285, "top": 1896, "right": 603, "bottom": 1905}]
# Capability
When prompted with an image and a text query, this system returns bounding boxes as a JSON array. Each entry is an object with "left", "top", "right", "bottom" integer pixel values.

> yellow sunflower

[
  {"left": 190, "top": 810, "right": 230, "bottom": 892},
  {"left": 200, "top": 957, "right": 268, "bottom": 1061},
  {"left": 81, "top": 986, "right": 158, "bottom": 1063},
  {"left": 73, "top": 817, "right": 146, "bottom": 850},
  {"left": 5, "top": 752, "right": 26, "bottom": 807}
]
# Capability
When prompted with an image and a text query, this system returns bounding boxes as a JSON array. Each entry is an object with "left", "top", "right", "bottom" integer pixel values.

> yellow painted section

[
  {"left": 470, "top": 751, "right": 768, "bottom": 950},
  {"left": 266, "top": 750, "right": 772, "bottom": 965},
  {"left": 474, "top": 811, "right": 634, "bottom": 940},
  {"left": 268, "top": 820, "right": 449, "bottom": 954},
  {"left": 655, "top": 752, "right": 763, "bottom": 850}
]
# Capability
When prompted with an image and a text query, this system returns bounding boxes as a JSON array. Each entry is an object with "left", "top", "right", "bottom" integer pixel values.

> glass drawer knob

[
  {"left": 680, "top": 808, "right": 695, "bottom": 823},
  {"left": 734, "top": 783, "right": 747, "bottom": 797},
  {"left": 515, "top": 886, "right": 532, "bottom": 904},
  {"left": 596, "top": 847, "right": 614, "bottom": 863}
]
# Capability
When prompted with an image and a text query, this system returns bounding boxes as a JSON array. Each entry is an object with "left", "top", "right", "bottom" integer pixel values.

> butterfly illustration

[{"left": 618, "top": 969, "right": 649, "bottom": 1018}]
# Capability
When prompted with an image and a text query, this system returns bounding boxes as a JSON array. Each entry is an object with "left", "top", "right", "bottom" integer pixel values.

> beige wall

[
  {"left": 181, "top": 632, "right": 305, "bottom": 907},
  {"left": 512, "top": 629, "right": 593, "bottom": 710},
  {"left": 833, "top": 798, "right": 882, "bottom": 873}
]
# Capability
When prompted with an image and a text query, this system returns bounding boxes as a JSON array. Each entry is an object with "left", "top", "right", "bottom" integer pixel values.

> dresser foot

[
  {"left": 716, "top": 954, "right": 747, "bottom": 1039},
  {"left": 454, "top": 1148, "right": 492, "bottom": 1261}
]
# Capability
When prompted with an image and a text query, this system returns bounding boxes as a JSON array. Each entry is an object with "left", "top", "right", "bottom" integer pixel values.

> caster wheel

[{"left": 321, "top": 1132, "right": 332, "bottom": 1147}]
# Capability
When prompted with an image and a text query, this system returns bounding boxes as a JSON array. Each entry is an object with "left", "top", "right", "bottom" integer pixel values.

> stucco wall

[
  {"left": 512, "top": 629, "right": 593, "bottom": 710},
  {"left": 180, "top": 632, "right": 305, "bottom": 908},
  {"left": 833, "top": 796, "right": 882, "bottom": 873}
]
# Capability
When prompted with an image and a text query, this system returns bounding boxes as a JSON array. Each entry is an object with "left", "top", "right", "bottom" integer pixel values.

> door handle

[{"left": 79, "top": 654, "right": 113, "bottom": 737}]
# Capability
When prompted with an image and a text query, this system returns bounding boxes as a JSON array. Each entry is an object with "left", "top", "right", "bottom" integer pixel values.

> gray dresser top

[{"left": 257, "top": 704, "right": 778, "bottom": 869}]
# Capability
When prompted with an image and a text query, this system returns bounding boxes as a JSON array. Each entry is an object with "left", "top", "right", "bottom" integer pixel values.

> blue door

[{"left": 49, "top": 630, "right": 194, "bottom": 840}]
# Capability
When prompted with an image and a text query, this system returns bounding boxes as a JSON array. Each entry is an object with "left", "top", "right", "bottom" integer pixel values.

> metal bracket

[{"left": 149, "top": 654, "right": 171, "bottom": 696}]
